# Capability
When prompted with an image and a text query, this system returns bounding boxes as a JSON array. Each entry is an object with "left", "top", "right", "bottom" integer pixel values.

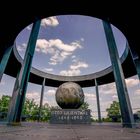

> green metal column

[
  {"left": 0, "top": 45, "right": 13, "bottom": 82},
  {"left": 7, "top": 19, "right": 41, "bottom": 125},
  {"left": 134, "top": 59, "right": 140, "bottom": 80},
  {"left": 38, "top": 78, "right": 46, "bottom": 121},
  {"left": 7, "top": 68, "right": 20, "bottom": 123},
  {"left": 102, "top": 20, "right": 135, "bottom": 128},
  {"left": 128, "top": 42, "right": 140, "bottom": 80},
  {"left": 95, "top": 79, "right": 102, "bottom": 122}
]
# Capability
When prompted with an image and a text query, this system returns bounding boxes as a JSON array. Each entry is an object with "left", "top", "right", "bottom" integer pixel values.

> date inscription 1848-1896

[{"left": 50, "top": 109, "right": 91, "bottom": 124}]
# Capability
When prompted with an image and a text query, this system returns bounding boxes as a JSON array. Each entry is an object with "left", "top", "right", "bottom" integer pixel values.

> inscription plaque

[{"left": 50, "top": 109, "right": 91, "bottom": 124}]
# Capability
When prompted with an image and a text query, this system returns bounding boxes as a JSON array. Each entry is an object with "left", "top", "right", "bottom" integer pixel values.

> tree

[
  {"left": 133, "top": 111, "right": 140, "bottom": 122},
  {"left": 0, "top": 95, "right": 11, "bottom": 119},
  {"left": 106, "top": 101, "right": 121, "bottom": 122},
  {"left": 22, "top": 98, "right": 51, "bottom": 122},
  {"left": 41, "top": 105, "right": 51, "bottom": 121},
  {"left": 0, "top": 95, "right": 51, "bottom": 122},
  {"left": 0, "top": 95, "right": 11, "bottom": 111},
  {"left": 0, "top": 95, "right": 91, "bottom": 122},
  {"left": 50, "top": 105, "right": 61, "bottom": 110},
  {"left": 23, "top": 98, "right": 40, "bottom": 121},
  {"left": 136, "top": 111, "right": 140, "bottom": 116},
  {"left": 80, "top": 101, "right": 89, "bottom": 110}
]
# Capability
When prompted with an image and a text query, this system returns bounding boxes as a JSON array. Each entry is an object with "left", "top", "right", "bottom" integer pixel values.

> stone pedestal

[{"left": 50, "top": 109, "right": 91, "bottom": 124}]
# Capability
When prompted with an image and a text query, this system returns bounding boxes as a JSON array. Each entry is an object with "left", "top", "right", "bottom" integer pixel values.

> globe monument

[
  {"left": 55, "top": 82, "right": 84, "bottom": 109},
  {"left": 50, "top": 82, "right": 91, "bottom": 124}
]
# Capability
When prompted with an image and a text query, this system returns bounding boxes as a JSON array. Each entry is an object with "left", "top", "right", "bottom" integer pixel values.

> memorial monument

[
  {"left": 55, "top": 82, "right": 84, "bottom": 109},
  {"left": 50, "top": 82, "right": 91, "bottom": 124}
]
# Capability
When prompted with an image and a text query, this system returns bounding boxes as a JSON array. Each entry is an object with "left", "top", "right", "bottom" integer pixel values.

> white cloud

[
  {"left": 72, "top": 59, "right": 78, "bottom": 63},
  {"left": 49, "top": 61, "right": 57, "bottom": 66},
  {"left": 49, "top": 50, "right": 62, "bottom": 65},
  {"left": 61, "top": 51, "right": 72, "bottom": 58},
  {"left": 43, "top": 99, "right": 57, "bottom": 107},
  {"left": 70, "top": 61, "right": 88, "bottom": 70},
  {"left": 99, "top": 83, "right": 117, "bottom": 95},
  {"left": 49, "top": 50, "right": 72, "bottom": 65},
  {"left": 0, "top": 93, "right": 7, "bottom": 98},
  {"left": 85, "top": 94, "right": 96, "bottom": 98},
  {"left": 26, "top": 25, "right": 32, "bottom": 30},
  {"left": 125, "top": 78, "right": 139, "bottom": 87},
  {"left": 26, "top": 92, "right": 40, "bottom": 104},
  {"left": 59, "top": 60, "right": 89, "bottom": 76},
  {"left": 100, "top": 101, "right": 113, "bottom": 108},
  {"left": 44, "top": 68, "right": 54, "bottom": 72},
  {"left": 17, "top": 46, "right": 23, "bottom": 52},
  {"left": 46, "top": 89, "right": 56, "bottom": 96},
  {"left": 43, "top": 89, "right": 57, "bottom": 107},
  {"left": 112, "top": 95, "right": 118, "bottom": 99},
  {"left": 60, "top": 69, "right": 81, "bottom": 76},
  {"left": 17, "top": 45, "right": 26, "bottom": 52},
  {"left": 41, "top": 17, "right": 59, "bottom": 27},
  {"left": 26, "top": 92, "right": 40, "bottom": 99},
  {"left": 71, "top": 55, "right": 76, "bottom": 59},
  {"left": 36, "top": 39, "right": 49, "bottom": 53},
  {"left": 134, "top": 89, "right": 140, "bottom": 95},
  {"left": 0, "top": 81, "right": 5, "bottom": 86},
  {"left": 85, "top": 93, "right": 96, "bottom": 101},
  {"left": 49, "top": 39, "right": 82, "bottom": 52},
  {"left": 80, "top": 38, "right": 84, "bottom": 41},
  {"left": 36, "top": 38, "right": 83, "bottom": 65},
  {"left": 22, "top": 43, "right": 27, "bottom": 48},
  {"left": 25, "top": 90, "right": 55, "bottom": 107},
  {"left": 36, "top": 39, "right": 82, "bottom": 53},
  {"left": 17, "top": 43, "right": 27, "bottom": 52},
  {"left": 99, "top": 78, "right": 139, "bottom": 96}
]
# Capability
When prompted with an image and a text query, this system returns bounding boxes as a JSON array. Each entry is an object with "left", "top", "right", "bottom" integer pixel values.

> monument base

[{"left": 50, "top": 109, "right": 91, "bottom": 124}]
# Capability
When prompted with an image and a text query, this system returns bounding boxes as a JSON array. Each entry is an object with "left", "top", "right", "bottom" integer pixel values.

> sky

[
  {"left": 16, "top": 15, "right": 126, "bottom": 75},
  {"left": 0, "top": 15, "right": 140, "bottom": 119}
]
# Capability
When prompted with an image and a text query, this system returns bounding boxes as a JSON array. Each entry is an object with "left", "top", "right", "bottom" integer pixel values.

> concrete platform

[{"left": 0, "top": 122, "right": 140, "bottom": 140}]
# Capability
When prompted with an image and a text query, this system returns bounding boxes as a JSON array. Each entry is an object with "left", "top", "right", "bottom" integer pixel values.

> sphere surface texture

[{"left": 55, "top": 82, "right": 84, "bottom": 109}]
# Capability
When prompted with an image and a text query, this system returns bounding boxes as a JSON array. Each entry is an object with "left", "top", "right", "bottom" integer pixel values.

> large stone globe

[{"left": 55, "top": 82, "right": 84, "bottom": 109}]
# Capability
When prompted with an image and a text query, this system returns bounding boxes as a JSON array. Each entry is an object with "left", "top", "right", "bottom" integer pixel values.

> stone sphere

[{"left": 55, "top": 82, "right": 84, "bottom": 109}]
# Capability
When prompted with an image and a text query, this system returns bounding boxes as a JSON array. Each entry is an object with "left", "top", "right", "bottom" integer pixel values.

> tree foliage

[
  {"left": 0, "top": 95, "right": 11, "bottom": 112},
  {"left": 80, "top": 101, "right": 89, "bottom": 110},
  {"left": 0, "top": 95, "right": 51, "bottom": 121},
  {"left": 23, "top": 98, "right": 40, "bottom": 121},
  {"left": 0, "top": 95, "right": 90, "bottom": 121},
  {"left": 106, "top": 101, "right": 121, "bottom": 122},
  {"left": 22, "top": 98, "right": 51, "bottom": 121},
  {"left": 0, "top": 95, "right": 11, "bottom": 119},
  {"left": 133, "top": 111, "right": 140, "bottom": 122}
]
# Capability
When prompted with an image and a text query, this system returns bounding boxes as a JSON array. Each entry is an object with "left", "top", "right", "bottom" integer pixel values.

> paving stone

[{"left": 0, "top": 122, "right": 140, "bottom": 140}]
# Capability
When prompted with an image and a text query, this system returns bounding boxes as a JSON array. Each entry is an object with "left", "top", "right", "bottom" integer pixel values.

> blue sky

[
  {"left": 16, "top": 15, "right": 126, "bottom": 75},
  {"left": 0, "top": 15, "right": 140, "bottom": 119}
]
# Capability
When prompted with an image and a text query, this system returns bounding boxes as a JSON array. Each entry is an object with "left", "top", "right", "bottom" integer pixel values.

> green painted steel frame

[
  {"left": 95, "top": 79, "right": 102, "bottom": 122},
  {"left": 38, "top": 78, "right": 46, "bottom": 121},
  {"left": 103, "top": 20, "right": 135, "bottom": 128},
  {"left": 7, "top": 20, "right": 41, "bottom": 125},
  {"left": 0, "top": 45, "right": 13, "bottom": 82}
]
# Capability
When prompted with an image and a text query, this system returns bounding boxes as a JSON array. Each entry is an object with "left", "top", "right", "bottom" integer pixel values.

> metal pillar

[
  {"left": 0, "top": 45, "right": 13, "bottom": 82},
  {"left": 95, "top": 79, "right": 102, "bottom": 122},
  {"left": 127, "top": 42, "right": 140, "bottom": 80},
  {"left": 102, "top": 20, "right": 135, "bottom": 128},
  {"left": 7, "top": 20, "right": 41, "bottom": 125},
  {"left": 38, "top": 78, "right": 46, "bottom": 121},
  {"left": 7, "top": 68, "right": 20, "bottom": 123}
]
